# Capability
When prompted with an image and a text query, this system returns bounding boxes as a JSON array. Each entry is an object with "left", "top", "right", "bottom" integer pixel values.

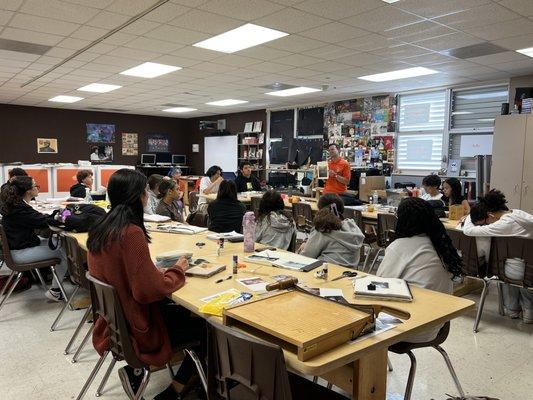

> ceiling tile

[
  {"left": 144, "top": 24, "right": 210, "bottom": 45},
  {"left": 86, "top": 11, "right": 131, "bottom": 29},
  {"left": 124, "top": 36, "right": 182, "bottom": 53},
  {"left": 19, "top": 0, "right": 99, "bottom": 24},
  {"left": 198, "top": 0, "right": 284, "bottom": 20},
  {"left": 209, "top": 54, "right": 261, "bottom": 67},
  {"left": 414, "top": 32, "right": 485, "bottom": 52},
  {"left": 194, "top": 62, "right": 237, "bottom": 73},
  {"left": 57, "top": 37, "right": 91, "bottom": 50},
  {"left": 101, "top": 32, "right": 137, "bottom": 46},
  {"left": 463, "top": 17, "right": 533, "bottom": 41},
  {"left": 370, "top": 44, "right": 432, "bottom": 59},
  {"left": 62, "top": 0, "right": 113, "bottom": 8},
  {"left": 492, "top": 33, "right": 533, "bottom": 51},
  {"left": 491, "top": 58, "right": 533, "bottom": 72},
  {"left": 306, "top": 60, "right": 352, "bottom": 73},
  {"left": 0, "top": 0, "right": 23, "bottom": 11},
  {"left": 337, "top": 33, "right": 396, "bottom": 52},
  {"left": 170, "top": 46, "right": 220, "bottom": 61},
  {"left": 497, "top": 0, "right": 533, "bottom": 17},
  {"left": 253, "top": 8, "right": 330, "bottom": 34},
  {"left": 274, "top": 53, "right": 322, "bottom": 67},
  {"left": 293, "top": 0, "right": 382, "bottom": 20},
  {"left": 341, "top": 6, "right": 423, "bottom": 33},
  {"left": 143, "top": 2, "right": 190, "bottom": 23},
  {"left": 106, "top": 0, "right": 158, "bottom": 16},
  {"left": 107, "top": 46, "right": 162, "bottom": 61},
  {"left": 468, "top": 51, "right": 531, "bottom": 65},
  {"left": 433, "top": 3, "right": 520, "bottom": 30},
  {"left": 0, "top": 27, "right": 64, "bottom": 46},
  {"left": 277, "top": 67, "right": 320, "bottom": 78},
  {"left": 302, "top": 45, "right": 358, "bottom": 60},
  {"left": 237, "top": 45, "right": 292, "bottom": 61},
  {"left": 70, "top": 25, "right": 108, "bottom": 41},
  {"left": 120, "top": 19, "right": 160, "bottom": 35},
  {"left": 9, "top": 13, "right": 79, "bottom": 36},
  {"left": 384, "top": 21, "right": 456, "bottom": 43},
  {"left": 247, "top": 61, "right": 295, "bottom": 73},
  {"left": 395, "top": 0, "right": 491, "bottom": 18},
  {"left": 335, "top": 52, "right": 386, "bottom": 67},
  {"left": 0, "top": 10, "right": 13, "bottom": 25},
  {"left": 299, "top": 22, "right": 369, "bottom": 43},
  {"left": 400, "top": 52, "right": 456, "bottom": 66},
  {"left": 167, "top": 9, "right": 242, "bottom": 35},
  {"left": 266, "top": 35, "right": 325, "bottom": 52}
]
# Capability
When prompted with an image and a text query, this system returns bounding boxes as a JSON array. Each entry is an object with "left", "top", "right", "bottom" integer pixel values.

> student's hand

[
  {"left": 215, "top": 176, "right": 224, "bottom": 184},
  {"left": 297, "top": 242, "right": 306, "bottom": 254},
  {"left": 174, "top": 257, "right": 189, "bottom": 272},
  {"left": 328, "top": 170, "right": 337, "bottom": 178}
]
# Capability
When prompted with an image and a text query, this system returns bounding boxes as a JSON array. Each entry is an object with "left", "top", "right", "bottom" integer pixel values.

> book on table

[
  {"left": 353, "top": 276, "right": 413, "bottom": 302},
  {"left": 144, "top": 213, "right": 171, "bottom": 222},
  {"left": 206, "top": 231, "right": 244, "bottom": 241},
  {"left": 150, "top": 223, "right": 208, "bottom": 235},
  {"left": 244, "top": 250, "right": 323, "bottom": 272},
  {"left": 186, "top": 262, "right": 226, "bottom": 278}
]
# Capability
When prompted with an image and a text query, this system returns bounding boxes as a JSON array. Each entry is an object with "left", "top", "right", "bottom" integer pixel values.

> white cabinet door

[
  {"left": 491, "top": 115, "right": 526, "bottom": 209},
  {"left": 521, "top": 116, "right": 533, "bottom": 213}
]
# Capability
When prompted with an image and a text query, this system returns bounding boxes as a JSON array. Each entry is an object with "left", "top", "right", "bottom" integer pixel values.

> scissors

[{"left": 331, "top": 271, "right": 358, "bottom": 281}]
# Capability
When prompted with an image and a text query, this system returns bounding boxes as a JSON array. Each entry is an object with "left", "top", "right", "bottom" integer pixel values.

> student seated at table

[
  {"left": 234, "top": 161, "right": 261, "bottom": 193},
  {"left": 155, "top": 179, "right": 184, "bottom": 222},
  {"left": 197, "top": 165, "right": 223, "bottom": 212},
  {"left": 0, "top": 176, "right": 68, "bottom": 301},
  {"left": 167, "top": 167, "right": 187, "bottom": 193},
  {"left": 86, "top": 169, "right": 205, "bottom": 400},
  {"left": 207, "top": 180, "right": 246, "bottom": 233},
  {"left": 69, "top": 169, "right": 93, "bottom": 199},
  {"left": 255, "top": 190, "right": 295, "bottom": 250},
  {"left": 443, "top": 177, "right": 470, "bottom": 215},
  {"left": 143, "top": 174, "right": 163, "bottom": 215},
  {"left": 463, "top": 189, "right": 533, "bottom": 323},
  {"left": 377, "top": 197, "right": 463, "bottom": 342},
  {"left": 299, "top": 193, "right": 364, "bottom": 268},
  {"left": 420, "top": 174, "right": 443, "bottom": 201}
]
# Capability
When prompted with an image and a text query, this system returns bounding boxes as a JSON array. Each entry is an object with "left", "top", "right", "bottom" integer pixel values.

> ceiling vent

[
  {"left": 441, "top": 43, "right": 507, "bottom": 59},
  {"left": 0, "top": 38, "right": 51, "bottom": 55}
]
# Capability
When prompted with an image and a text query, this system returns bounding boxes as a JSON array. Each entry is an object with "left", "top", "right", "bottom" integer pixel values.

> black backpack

[{"left": 49, "top": 204, "right": 106, "bottom": 233}]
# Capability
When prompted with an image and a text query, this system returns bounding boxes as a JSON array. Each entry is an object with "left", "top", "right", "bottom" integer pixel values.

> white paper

[
  {"left": 200, "top": 288, "right": 240, "bottom": 303},
  {"left": 319, "top": 288, "right": 343, "bottom": 297},
  {"left": 236, "top": 276, "right": 267, "bottom": 292}
]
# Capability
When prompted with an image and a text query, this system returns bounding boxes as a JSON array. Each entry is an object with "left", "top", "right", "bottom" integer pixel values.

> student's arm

[
  {"left": 333, "top": 161, "right": 351, "bottom": 185},
  {"left": 124, "top": 227, "right": 185, "bottom": 304},
  {"left": 233, "top": 176, "right": 244, "bottom": 192},
  {"left": 462, "top": 215, "right": 514, "bottom": 237},
  {"left": 462, "top": 199, "right": 471, "bottom": 215},
  {"left": 155, "top": 203, "right": 171, "bottom": 218},
  {"left": 201, "top": 177, "right": 222, "bottom": 195},
  {"left": 300, "top": 230, "right": 322, "bottom": 259},
  {"left": 21, "top": 206, "right": 52, "bottom": 229}
]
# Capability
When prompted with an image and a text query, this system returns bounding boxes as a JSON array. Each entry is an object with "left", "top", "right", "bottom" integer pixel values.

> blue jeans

[{"left": 10, "top": 238, "right": 68, "bottom": 290}]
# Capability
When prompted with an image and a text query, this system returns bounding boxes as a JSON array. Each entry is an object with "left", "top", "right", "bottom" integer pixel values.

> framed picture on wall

[
  {"left": 86, "top": 123, "right": 115, "bottom": 143},
  {"left": 147, "top": 134, "right": 170, "bottom": 153},
  {"left": 37, "top": 138, "right": 58, "bottom": 154},
  {"left": 89, "top": 145, "right": 113, "bottom": 162}
]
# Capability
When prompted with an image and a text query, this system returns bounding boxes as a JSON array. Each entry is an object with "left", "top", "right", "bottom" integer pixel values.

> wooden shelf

[
  {"left": 239, "top": 157, "right": 262, "bottom": 160},
  {"left": 239, "top": 143, "right": 260, "bottom": 146},
  {"left": 238, "top": 132, "right": 263, "bottom": 135}
]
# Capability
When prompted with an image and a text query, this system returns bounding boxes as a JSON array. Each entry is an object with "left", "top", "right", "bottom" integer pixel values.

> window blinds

[{"left": 451, "top": 86, "right": 508, "bottom": 130}]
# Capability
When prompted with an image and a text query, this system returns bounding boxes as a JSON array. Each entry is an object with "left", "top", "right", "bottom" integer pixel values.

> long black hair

[
  {"left": 470, "top": 189, "right": 509, "bottom": 224},
  {"left": 0, "top": 176, "right": 33, "bottom": 215},
  {"left": 205, "top": 165, "right": 222, "bottom": 178},
  {"left": 444, "top": 177, "right": 464, "bottom": 205},
  {"left": 395, "top": 197, "right": 463, "bottom": 278},
  {"left": 216, "top": 180, "right": 238, "bottom": 202},
  {"left": 87, "top": 169, "right": 149, "bottom": 253},
  {"left": 258, "top": 190, "right": 286, "bottom": 222}
]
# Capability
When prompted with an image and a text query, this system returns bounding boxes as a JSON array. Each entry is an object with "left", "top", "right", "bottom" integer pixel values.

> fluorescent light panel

[
  {"left": 163, "top": 107, "right": 197, "bottom": 113},
  {"left": 358, "top": 67, "right": 438, "bottom": 82},
  {"left": 516, "top": 47, "right": 533, "bottom": 58},
  {"left": 193, "top": 23, "right": 288, "bottom": 53},
  {"left": 266, "top": 86, "right": 321, "bottom": 97},
  {"left": 48, "top": 95, "right": 83, "bottom": 103},
  {"left": 206, "top": 99, "right": 248, "bottom": 106},
  {"left": 120, "top": 62, "right": 181, "bottom": 78},
  {"left": 77, "top": 83, "right": 122, "bottom": 93},
  {"left": 381, "top": 0, "right": 400, "bottom": 3}
]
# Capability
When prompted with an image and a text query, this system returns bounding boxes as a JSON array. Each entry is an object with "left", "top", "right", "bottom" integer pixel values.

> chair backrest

[
  {"left": 292, "top": 203, "right": 313, "bottom": 231},
  {"left": 488, "top": 237, "right": 533, "bottom": 288},
  {"left": 187, "top": 211, "right": 209, "bottom": 228},
  {"left": 207, "top": 319, "right": 293, "bottom": 400},
  {"left": 63, "top": 234, "right": 90, "bottom": 289},
  {"left": 287, "top": 230, "right": 297, "bottom": 253},
  {"left": 251, "top": 196, "right": 262, "bottom": 218},
  {"left": 188, "top": 191, "right": 199, "bottom": 214},
  {"left": 376, "top": 213, "right": 397, "bottom": 248},
  {"left": 0, "top": 224, "right": 15, "bottom": 268},
  {"left": 86, "top": 272, "right": 145, "bottom": 368},
  {"left": 446, "top": 229, "right": 485, "bottom": 278}
]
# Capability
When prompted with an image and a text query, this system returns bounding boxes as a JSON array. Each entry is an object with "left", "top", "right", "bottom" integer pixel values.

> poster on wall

[
  {"left": 37, "top": 138, "right": 58, "bottom": 154},
  {"left": 86, "top": 123, "right": 116, "bottom": 143},
  {"left": 89, "top": 145, "right": 113, "bottom": 162},
  {"left": 147, "top": 134, "right": 169, "bottom": 152},
  {"left": 122, "top": 132, "right": 138, "bottom": 156}
]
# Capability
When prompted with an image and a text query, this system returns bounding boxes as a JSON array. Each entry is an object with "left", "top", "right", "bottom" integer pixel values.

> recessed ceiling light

[
  {"left": 163, "top": 107, "right": 198, "bottom": 113},
  {"left": 48, "top": 95, "right": 84, "bottom": 103},
  {"left": 193, "top": 23, "right": 288, "bottom": 53},
  {"left": 120, "top": 62, "right": 181, "bottom": 78},
  {"left": 381, "top": 0, "right": 400, "bottom": 3},
  {"left": 516, "top": 47, "right": 533, "bottom": 58},
  {"left": 266, "top": 86, "right": 322, "bottom": 97},
  {"left": 77, "top": 83, "right": 122, "bottom": 93},
  {"left": 358, "top": 67, "right": 438, "bottom": 82},
  {"left": 206, "top": 99, "right": 248, "bottom": 106}
]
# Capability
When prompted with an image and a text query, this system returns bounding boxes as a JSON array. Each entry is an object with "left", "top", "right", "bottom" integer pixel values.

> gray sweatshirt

[
  {"left": 301, "top": 219, "right": 364, "bottom": 268},
  {"left": 255, "top": 211, "right": 295, "bottom": 250}
]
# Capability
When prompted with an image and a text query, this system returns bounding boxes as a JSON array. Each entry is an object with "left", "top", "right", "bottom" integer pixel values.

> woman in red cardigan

[{"left": 87, "top": 169, "right": 204, "bottom": 400}]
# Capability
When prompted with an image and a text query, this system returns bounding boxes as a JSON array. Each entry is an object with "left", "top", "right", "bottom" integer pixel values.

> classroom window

[
  {"left": 397, "top": 90, "right": 446, "bottom": 171},
  {"left": 450, "top": 86, "right": 508, "bottom": 131}
]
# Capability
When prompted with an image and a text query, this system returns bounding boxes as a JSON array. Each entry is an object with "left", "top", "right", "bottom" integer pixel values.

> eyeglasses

[{"left": 32, "top": 185, "right": 40, "bottom": 189}]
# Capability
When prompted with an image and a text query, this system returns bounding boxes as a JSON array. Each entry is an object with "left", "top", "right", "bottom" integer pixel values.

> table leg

[{"left": 352, "top": 348, "right": 387, "bottom": 400}]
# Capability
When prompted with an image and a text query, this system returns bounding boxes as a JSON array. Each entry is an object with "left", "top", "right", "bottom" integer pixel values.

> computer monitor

[
  {"left": 141, "top": 154, "right": 156, "bottom": 165},
  {"left": 172, "top": 154, "right": 186, "bottom": 165}
]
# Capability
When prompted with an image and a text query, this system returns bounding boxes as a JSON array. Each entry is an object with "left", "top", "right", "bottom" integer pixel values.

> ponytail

[{"left": 0, "top": 176, "right": 33, "bottom": 215}]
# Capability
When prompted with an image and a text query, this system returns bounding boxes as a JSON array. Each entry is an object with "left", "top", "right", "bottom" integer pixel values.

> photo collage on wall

[
  {"left": 122, "top": 132, "right": 138, "bottom": 156},
  {"left": 324, "top": 95, "right": 397, "bottom": 168},
  {"left": 86, "top": 123, "right": 115, "bottom": 162},
  {"left": 147, "top": 134, "right": 170, "bottom": 153}
]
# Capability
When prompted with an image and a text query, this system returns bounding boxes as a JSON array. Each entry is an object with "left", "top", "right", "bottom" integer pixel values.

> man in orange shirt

[{"left": 323, "top": 144, "right": 360, "bottom": 205}]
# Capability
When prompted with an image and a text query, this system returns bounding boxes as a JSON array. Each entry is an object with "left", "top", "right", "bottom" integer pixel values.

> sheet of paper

[
  {"left": 236, "top": 276, "right": 267, "bottom": 292},
  {"left": 200, "top": 288, "right": 240, "bottom": 303},
  {"left": 319, "top": 288, "right": 344, "bottom": 297}
]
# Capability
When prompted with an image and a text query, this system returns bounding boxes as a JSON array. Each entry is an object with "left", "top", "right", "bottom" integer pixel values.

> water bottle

[
  {"left": 84, "top": 187, "right": 92, "bottom": 203},
  {"left": 372, "top": 190, "right": 379, "bottom": 205},
  {"left": 242, "top": 211, "right": 256, "bottom": 253}
]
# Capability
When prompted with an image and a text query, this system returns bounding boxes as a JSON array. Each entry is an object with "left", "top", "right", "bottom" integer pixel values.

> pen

[{"left": 215, "top": 276, "right": 232, "bottom": 284}]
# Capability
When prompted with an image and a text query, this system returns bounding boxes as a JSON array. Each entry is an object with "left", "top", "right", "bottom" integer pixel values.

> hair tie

[{"left": 330, "top": 203, "right": 339, "bottom": 217}]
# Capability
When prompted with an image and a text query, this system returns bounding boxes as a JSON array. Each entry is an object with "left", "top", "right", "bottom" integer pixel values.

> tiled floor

[{"left": 0, "top": 279, "right": 531, "bottom": 400}]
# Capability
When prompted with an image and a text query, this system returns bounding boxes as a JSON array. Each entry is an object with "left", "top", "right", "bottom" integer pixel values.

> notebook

[
  {"left": 156, "top": 250, "right": 193, "bottom": 262},
  {"left": 144, "top": 214, "right": 171, "bottom": 222},
  {"left": 151, "top": 224, "right": 208, "bottom": 235},
  {"left": 353, "top": 276, "right": 413, "bottom": 302},
  {"left": 206, "top": 231, "right": 244, "bottom": 241},
  {"left": 186, "top": 262, "right": 226, "bottom": 278},
  {"left": 244, "top": 250, "right": 323, "bottom": 272}
]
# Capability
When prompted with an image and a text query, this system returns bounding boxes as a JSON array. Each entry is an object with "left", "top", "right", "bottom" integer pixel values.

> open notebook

[{"left": 244, "top": 250, "right": 323, "bottom": 272}]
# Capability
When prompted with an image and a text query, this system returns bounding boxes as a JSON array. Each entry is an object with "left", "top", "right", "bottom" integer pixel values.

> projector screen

[{"left": 204, "top": 135, "right": 238, "bottom": 174}]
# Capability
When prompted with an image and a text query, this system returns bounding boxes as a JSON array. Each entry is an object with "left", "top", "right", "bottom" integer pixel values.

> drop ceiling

[{"left": 1, "top": 0, "right": 533, "bottom": 117}]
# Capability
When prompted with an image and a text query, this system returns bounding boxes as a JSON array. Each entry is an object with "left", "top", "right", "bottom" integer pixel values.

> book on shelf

[
  {"left": 244, "top": 122, "right": 253, "bottom": 133},
  {"left": 258, "top": 133, "right": 264, "bottom": 144},
  {"left": 252, "top": 121, "right": 262, "bottom": 132},
  {"left": 353, "top": 276, "right": 413, "bottom": 302}
]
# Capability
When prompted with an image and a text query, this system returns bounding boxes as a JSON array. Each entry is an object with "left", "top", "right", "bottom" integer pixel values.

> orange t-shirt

[{"left": 323, "top": 158, "right": 351, "bottom": 194}]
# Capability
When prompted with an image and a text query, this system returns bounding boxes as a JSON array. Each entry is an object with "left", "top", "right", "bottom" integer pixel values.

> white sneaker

[{"left": 45, "top": 289, "right": 64, "bottom": 302}]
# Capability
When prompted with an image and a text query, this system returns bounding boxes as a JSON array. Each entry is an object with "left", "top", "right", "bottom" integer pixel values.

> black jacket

[
  {"left": 234, "top": 174, "right": 261, "bottom": 193},
  {"left": 1, "top": 202, "right": 52, "bottom": 250},
  {"left": 207, "top": 198, "right": 246, "bottom": 233},
  {"left": 70, "top": 183, "right": 88, "bottom": 198}
]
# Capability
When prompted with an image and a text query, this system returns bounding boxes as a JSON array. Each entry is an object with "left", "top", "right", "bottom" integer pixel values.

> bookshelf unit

[{"left": 237, "top": 131, "right": 265, "bottom": 179}]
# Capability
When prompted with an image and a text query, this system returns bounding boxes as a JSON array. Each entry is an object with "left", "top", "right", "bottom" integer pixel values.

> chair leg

[
  {"left": 166, "top": 363, "right": 174, "bottom": 380},
  {"left": 50, "top": 265, "right": 70, "bottom": 308},
  {"left": 65, "top": 306, "right": 91, "bottom": 355},
  {"left": 34, "top": 269, "right": 48, "bottom": 292},
  {"left": 387, "top": 356, "right": 393, "bottom": 372},
  {"left": 312, "top": 376, "right": 318, "bottom": 384},
  {"left": 133, "top": 368, "right": 151, "bottom": 400},
  {"left": 404, "top": 351, "right": 417, "bottom": 400},
  {"left": 0, "top": 272, "right": 21, "bottom": 316},
  {"left": 76, "top": 351, "right": 109, "bottom": 400},
  {"left": 0, "top": 270, "right": 16, "bottom": 298},
  {"left": 72, "top": 323, "right": 94, "bottom": 363},
  {"left": 434, "top": 345, "right": 465, "bottom": 398},
  {"left": 497, "top": 281, "right": 505, "bottom": 316},
  {"left": 326, "top": 382, "right": 333, "bottom": 389},
  {"left": 95, "top": 358, "right": 116, "bottom": 397},
  {"left": 368, "top": 248, "right": 384, "bottom": 273},
  {"left": 184, "top": 349, "right": 207, "bottom": 394},
  {"left": 50, "top": 285, "right": 80, "bottom": 332},
  {"left": 473, "top": 279, "right": 491, "bottom": 333}
]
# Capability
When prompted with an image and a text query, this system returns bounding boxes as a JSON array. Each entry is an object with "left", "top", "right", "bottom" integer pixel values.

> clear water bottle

[
  {"left": 84, "top": 187, "right": 92, "bottom": 203},
  {"left": 242, "top": 211, "right": 256, "bottom": 253},
  {"left": 372, "top": 190, "right": 379, "bottom": 205}
]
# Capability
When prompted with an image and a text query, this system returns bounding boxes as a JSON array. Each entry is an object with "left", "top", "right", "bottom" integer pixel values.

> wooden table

[{"left": 71, "top": 228, "right": 474, "bottom": 400}]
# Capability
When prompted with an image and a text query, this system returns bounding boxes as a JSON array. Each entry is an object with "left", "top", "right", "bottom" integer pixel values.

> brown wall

[
  {"left": 0, "top": 104, "right": 187, "bottom": 167},
  {"left": 183, "top": 109, "right": 267, "bottom": 175}
]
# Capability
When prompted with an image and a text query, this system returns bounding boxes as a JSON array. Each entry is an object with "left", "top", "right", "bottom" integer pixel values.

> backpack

[{"left": 58, "top": 204, "right": 106, "bottom": 232}]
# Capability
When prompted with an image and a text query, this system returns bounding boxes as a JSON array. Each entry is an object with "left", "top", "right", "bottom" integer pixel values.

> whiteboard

[
  {"left": 204, "top": 135, "right": 238, "bottom": 173},
  {"left": 460, "top": 134, "right": 493, "bottom": 157}
]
